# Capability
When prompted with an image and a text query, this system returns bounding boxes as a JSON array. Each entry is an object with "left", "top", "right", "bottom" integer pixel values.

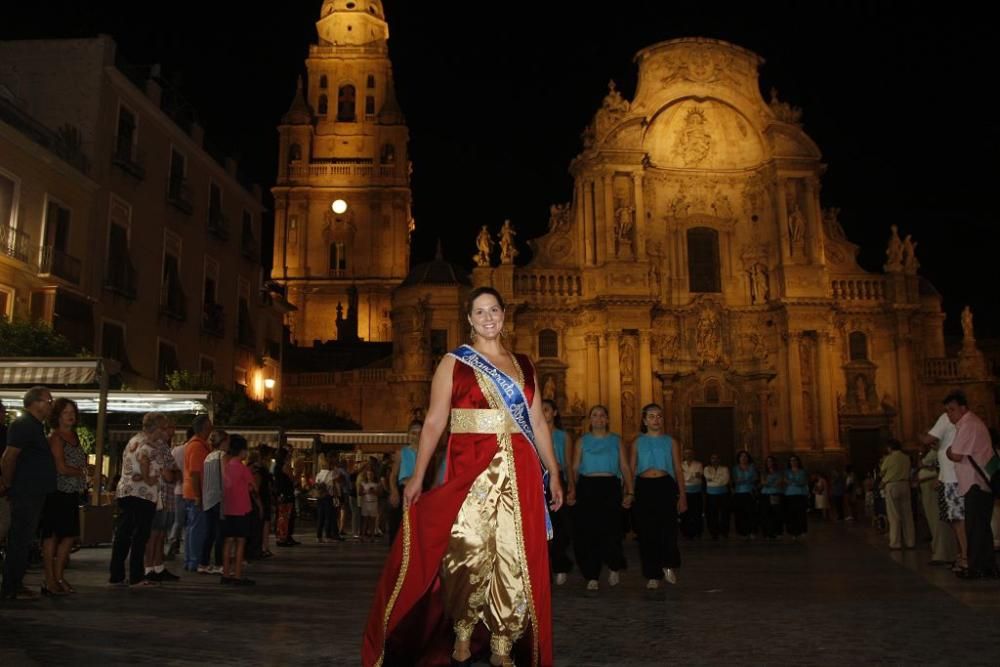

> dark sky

[{"left": 4, "top": 2, "right": 997, "bottom": 337}]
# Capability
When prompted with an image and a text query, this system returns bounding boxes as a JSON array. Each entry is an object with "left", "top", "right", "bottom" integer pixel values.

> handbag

[{"left": 968, "top": 454, "right": 1000, "bottom": 498}]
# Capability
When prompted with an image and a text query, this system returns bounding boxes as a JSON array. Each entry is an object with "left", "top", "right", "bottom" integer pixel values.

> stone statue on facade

[
  {"left": 855, "top": 375, "right": 868, "bottom": 413},
  {"left": 961, "top": 306, "right": 975, "bottom": 344},
  {"left": 768, "top": 87, "right": 803, "bottom": 126},
  {"left": 696, "top": 308, "right": 723, "bottom": 365},
  {"left": 749, "top": 263, "right": 769, "bottom": 304},
  {"left": 884, "top": 224, "right": 904, "bottom": 271},
  {"left": 822, "top": 207, "right": 846, "bottom": 241},
  {"left": 548, "top": 203, "right": 570, "bottom": 233},
  {"left": 602, "top": 80, "right": 630, "bottom": 114},
  {"left": 902, "top": 234, "right": 919, "bottom": 273},
  {"left": 499, "top": 220, "right": 518, "bottom": 264},
  {"left": 620, "top": 337, "right": 635, "bottom": 381},
  {"left": 473, "top": 225, "right": 493, "bottom": 267},
  {"left": 542, "top": 375, "right": 557, "bottom": 401},
  {"left": 786, "top": 200, "right": 804, "bottom": 246},
  {"left": 614, "top": 204, "right": 634, "bottom": 246}
]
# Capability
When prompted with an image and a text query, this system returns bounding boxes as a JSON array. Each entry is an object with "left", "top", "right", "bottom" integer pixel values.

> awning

[
  {"left": 0, "top": 358, "right": 119, "bottom": 386},
  {"left": 0, "top": 389, "right": 210, "bottom": 414}
]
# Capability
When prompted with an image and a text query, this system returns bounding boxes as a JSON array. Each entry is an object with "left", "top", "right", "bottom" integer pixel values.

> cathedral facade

[{"left": 275, "top": 9, "right": 993, "bottom": 470}]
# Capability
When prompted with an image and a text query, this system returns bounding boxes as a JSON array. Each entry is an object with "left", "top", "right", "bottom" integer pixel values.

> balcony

[
  {"left": 513, "top": 269, "right": 583, "bottom": 303},
  {"left": 208, "top": 211, "right": 229, "bottom": 241},
  {"left": 201, "top": 302, "right": 225, "bottom": 338},
  {"left": 265, "top": 338, "right": 281, "bottom": 360},
  {"left": 38, "top": 246, "right": 82, "bottom": 285},
  {"left": 166, "top": 179, "right": 193, "bottom": 215},
  {"left": 830, "top": 276, "right": 887, "bottom": 302},
  {"left": 159, "top": 283, "right": 187, "bottom": 321},
  {"left": 111, "top": 142, "right": 145, "bottom": 180},
  {"left": 103, "top": 257, "right": 138, "bottom": 300},
  {"left": 1, "top": 223, "right": 31, "bottom": 263}
]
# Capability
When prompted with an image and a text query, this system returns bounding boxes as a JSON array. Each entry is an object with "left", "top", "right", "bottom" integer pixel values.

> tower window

[
  {"left": 318, "top": 94, "right": 328, "bottom": 116},
  {"left": 319, "top": 75, "right": 328, "bottom": 89},
  {"left": 367, "top": 74, "right": 376, "bottom": 89},
  {"left": 329, "top": 242, "right": 347, "bottom": 273},
  {"left": 337, "top": 85, "right": 356, "bottom": 122},
  {"left": 380, "top": 143, "right": 395, "bottom": 164},
  {"left": 288, "top": 143, "right": 302, "bottom": 161},
  {"left": 538, "top": 329, "right": 558, "bottom": 358}
]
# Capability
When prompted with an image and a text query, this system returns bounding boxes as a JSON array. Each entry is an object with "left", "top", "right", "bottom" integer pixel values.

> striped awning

[{"left": 0, "top": 358, "right": 120, "bottom": 387}]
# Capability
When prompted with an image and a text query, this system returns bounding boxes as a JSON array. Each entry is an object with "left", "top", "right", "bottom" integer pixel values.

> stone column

[
  {"left": 894, "top": 317, "right": 915, "bottom": 443},
  {"left": 639, "top": 330, "right": 653, "bottom": 406},
  {"left": 594, "top": 177, "right": 607, "bottom": 265},
  {"left": 606, "top": 331, "right": 623, "bottom": 434},
  {"left": 632, "top": 172, "right": 646, "bottom": 258},
  {"left": 585, "top": 334, "right": 601, "bottom": 410},
  {"left": 598, "top": 333, "right": 609, "bottom": 407},
  {"left": 804, "top": 178, "right": 825, "bottom": 267},
  {"left": 604, "top": 174, "right": 616, "bottom": 261},
  {"left": 775, "top": 179, "right": 791, "bottom": 264},
  {"left": 785, "top": 331, "right": 807, "bottom": 450},
  {"left": 582, "top": 179, "right": 595, "bottom": 266},
  {"left": 816, "top": 332, "right": 838, "bottom": 449}
]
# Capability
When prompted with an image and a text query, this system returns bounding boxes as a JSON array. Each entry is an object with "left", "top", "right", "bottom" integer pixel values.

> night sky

[{"left": 4, "top": 2, "right": 997, "bottom": 338}]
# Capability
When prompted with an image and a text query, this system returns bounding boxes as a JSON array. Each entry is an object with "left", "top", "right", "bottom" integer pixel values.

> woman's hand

[
  {"left": 677, "top": 495, "right": 688, "bottom": 514},
  {"left": 389, "top": 488, "right": 400, "bottom": 508},
  {"left": 548, "top": 474, "right": 564, "bottom": 512},
  {"left": 403, "top": 475, "right": 424, "bottom": 508}
]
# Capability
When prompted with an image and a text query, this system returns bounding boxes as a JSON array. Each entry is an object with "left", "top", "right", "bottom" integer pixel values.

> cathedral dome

[{"left": 400, "top": 243, "right": 471, "bottom": 287}]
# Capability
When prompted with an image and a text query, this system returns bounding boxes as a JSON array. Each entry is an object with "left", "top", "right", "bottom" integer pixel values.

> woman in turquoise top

[
  {"left": 568, "top": 405, "right": 628, "bottom": 592},
  {"left": 625, "top": 403, "right": 686, "bottom": 590},
  {"left": 388, "top": 420, "right": 422, "bottom": 544},
  {"left": 731, "top": 450, "right": 758, "bottom": 540},
  {"left": 783, "top": 455, "right": 809, "bottom": 540},
  {"left": 757, "top": 455, "right": 784, "bottom": 539},
  {"left": 542, "top": 399, "right": 574, "bottom": 585}
]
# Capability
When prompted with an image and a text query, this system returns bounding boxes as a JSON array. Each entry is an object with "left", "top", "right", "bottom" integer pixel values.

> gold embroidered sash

[{"left": 450, "top": 408, "right": 522, "bottom": 435}]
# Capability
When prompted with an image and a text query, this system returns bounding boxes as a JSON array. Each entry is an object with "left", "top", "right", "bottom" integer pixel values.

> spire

[
  {"left": 378, "top": 68, "right": 405, "bottom": 125},
  {"left": 281, "top": 76, "right": 312, "bottom": 125},
  {"left": 434, "top": 239, "right": 444, "bottom": 260}
]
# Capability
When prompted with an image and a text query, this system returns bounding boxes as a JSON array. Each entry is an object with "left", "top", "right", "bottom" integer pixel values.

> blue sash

[{"left": 448, "top": 344, "right": 553, "bottom": 539}]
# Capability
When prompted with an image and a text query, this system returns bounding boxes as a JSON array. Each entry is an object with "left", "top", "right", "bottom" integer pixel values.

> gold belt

[{"left": 450, "top": 408, "right": 522, "bottom": 435}]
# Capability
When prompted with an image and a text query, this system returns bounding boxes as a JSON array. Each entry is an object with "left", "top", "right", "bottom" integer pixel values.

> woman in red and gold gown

[{"left": 363, "top": 287, "right": 563, "bottom": 667}]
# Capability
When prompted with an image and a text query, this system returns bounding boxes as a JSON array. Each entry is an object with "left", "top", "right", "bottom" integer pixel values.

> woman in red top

[
  {"left": 363, "top": 287, "right": 563, "bottom": 667},
  {"left": 221, "top": 435, "right": 259, "bottom": 585}
]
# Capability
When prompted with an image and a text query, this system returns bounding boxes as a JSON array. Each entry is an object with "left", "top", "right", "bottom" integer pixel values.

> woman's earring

[{"left": 469, "top": 328, "right": 478, "bottom": 343}]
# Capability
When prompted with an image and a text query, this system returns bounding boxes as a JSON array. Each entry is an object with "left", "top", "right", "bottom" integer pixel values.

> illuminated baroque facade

[{"left": 279, "top": 28, "right": 993, "bottom": 469}]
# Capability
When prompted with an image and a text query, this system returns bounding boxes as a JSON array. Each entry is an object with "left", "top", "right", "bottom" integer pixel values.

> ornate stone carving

[
  {"left": 711, "top": 190, "right": 734, "bottom": 219},
  {"left": 613, "top": 202, "right": 635, "bottom": 256},
  {"left": 659, "top": 45, "right": 733, "bottom": 86},
  {"left": 548, "top": 203, "right": 571, "bottom": 233},
  {"left": 748, "top": 331, "right": 768, "bottom": 362},
  {"left": 748, "top": 263, "right": 769, "bottom": 304},
  {"left": 620, "top": 337, "right": 636, "bottom": 383},
  {"left": 742, "top": 170, "right": 770, "bottom": 217},
  {"left": 542, "top": 375, "right": 557, "bottom": 401},
  {"left": 696, "top": 305, "right": 724, "bottom": 366},
  {"left": 674, "top": 107, "right": 712, "bottom": 167},
  {"left": 473, "top": 225, "right": 493, "bottom": 267},
  {"left": 622, "top": 390, "right": 637, "bottom": 431},
  {"left": 499, "top": 219, "right": 518, "bottom": 264},
  {"left": 902, "top": 234, "right": 919, "bottom": 274},
  {"left": 884, "top": 224, "right": 903, "bottom": 272},
  {"left": 822, "top": 207, "right": 846, "bottom": 242},
  {"left": 768, "top": 87, "right": 803, "bottom": 126},
  {"left": 602, "top": 80, "right": 630, "bottom": 114}
]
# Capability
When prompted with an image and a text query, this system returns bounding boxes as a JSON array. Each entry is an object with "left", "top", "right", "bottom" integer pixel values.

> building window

[
  {"left": 41, "top": 198, "right": 80, "bottom": 284},
  {"left": 288, "top": 143, "right": 302, "bottom": 161},
  {"left": 365, "top": 95, "right": 375, "bottom": 118},
  {"left": 317, "top": 94, "right": 328, "bottom": 116},
  {"left": 114, "top": 105, "right": 137, "bottom": 160},
  {"left": 168, "top": 149, "right": 186, "bottom": 197},
  {"left": 202, "top": 256, "right": 223, "bottom": 337},
  {"left": 157, "top": 340, "right": 180, "bottom": 387},
  {"left": 538, "top": 329, "right": 558, "bottom": 358},
  {"left": 0, "top": 284, "right": 13, "bottom": 320},
  {"left": 366, "top": 74, "right": 376, "bottom": 89},
  {"left": 161, "top": 232, "right": 185, "bottom": 320},
  {"left": 329, "top": 242, "right": 347, "bottom": 273},
  {"left": 200, "top": 356, "right": 215, "bottom": 384},
  {"left": 319, "top": 74, "right": 328, "bottom": 89},
  {"left": 337, "top": 85, "right": 356, "bottom": 122},
  {"left": 101, "top": 320, "right": 130, "bottom": 370},
  {"left": 687, "top": 227, "right": 721, "bottom": 293},
  {"left": 1, "top": 169, "right": 19, "bottom": 229},
  {"left": 849, "top": 332, "right": 869, "bottom": 361},
  {"left": 380, "top": 143, "right": 395, "bottom": 164}
]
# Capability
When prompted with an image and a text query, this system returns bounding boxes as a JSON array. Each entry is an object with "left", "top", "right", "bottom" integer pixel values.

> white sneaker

[
  {"left": 608, "top": 570, "right": 620, "bottom": 587},
  {"left": 646, "top": 579, "right": 659, "bottom": 590},
  {"left": 555, "top": 572, "right": 567, "bottom": 586},
  {"left": 586, "top": 579, "right": 599, "bottom": 591},
  {"left": 664, "top": 568, "right": 677, "bottom": 585},
  {"left": 208, "top": 565, "right": 224, "bottom": 575}
]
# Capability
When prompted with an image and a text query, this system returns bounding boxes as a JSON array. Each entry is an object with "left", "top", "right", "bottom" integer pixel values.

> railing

[
  {"left": 159, "top": 283, "right": 187, "bottom": 321},
  {"left": 38, "top": 246, "right": 82, "bottom": 285},
  {"left": 0, "top": 223, "right": 31, "bottom": 263},
  {"left": 924, "top": 358, "right": 961, "bottom": 381},
  {"left": 830, "top": 277, "right": 887, "bottom": 301},
  {"left": 111, "top": 143, "right": 145, "bottom": 180},
  {"left": 166, "top": 179, "right": 193, "bottom": 215},
  {"left": 201, "top": 302, "right": 225, "bottom": 337},
  {"left": 285, "top": 367, "right": 389, "bottom": 387},
  {"left": 514, "top": 270, "right": 583, "bottom": 301},
  {"left": 104, "top": 257, "right": 138, "bottom": 300},
  {"left": 286, "top": 164, "right": 396, "bottom": 179},
  {"left": 208, "top": 211, "right": 229, "bottom": 241}
]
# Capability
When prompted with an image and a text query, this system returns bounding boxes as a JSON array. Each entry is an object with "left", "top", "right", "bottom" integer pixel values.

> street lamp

[
  {"left": 264, "top": 378, "right": 276, "bottom": 390},
  {"left": 331, "top": 199, "right": 348, "bottom": 215}
]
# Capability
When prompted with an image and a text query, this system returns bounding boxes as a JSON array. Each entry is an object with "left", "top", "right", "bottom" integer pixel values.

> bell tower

[{"left": 272, "top": 0, "right": 411, "bottom": 345}]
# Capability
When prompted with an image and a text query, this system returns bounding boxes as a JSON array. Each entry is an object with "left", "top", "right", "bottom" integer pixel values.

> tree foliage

[{"left": 0, "top": 318, "right": 82, "bottom": 357}]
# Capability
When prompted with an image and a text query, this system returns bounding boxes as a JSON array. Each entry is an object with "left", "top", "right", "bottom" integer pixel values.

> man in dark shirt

[{"left": 1, "top": 386, "right": 55, "bottom": 600}]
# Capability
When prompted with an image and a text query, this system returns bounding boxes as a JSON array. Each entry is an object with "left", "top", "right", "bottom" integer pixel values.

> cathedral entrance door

[
  {"left": 848, "top": 428, "right": 882, "bottom": 478},
  {"left": 691, "top": 407, "right": 736, "bottom": 465}
]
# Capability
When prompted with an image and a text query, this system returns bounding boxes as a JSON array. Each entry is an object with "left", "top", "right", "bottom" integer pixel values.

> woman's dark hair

[
  {"left": 788, "top": 455, "right": 803, "bottom": 470},
  {"left": 588, "top": 404, "right": 609, "bottom": 432},
  {"left": 639, "top": 403, "right": 663, "bottom": 434},
  {"left": 228, "top": 434, "right": 249, "bottom": 456},
  {"left": 275, "top": 447, "right": 290, "bottom": 468},
  {"left": 465, "top": 286, "right": 506, "bottom": 315},
  {"left": 48, "top": 397, "right": 79, "bottom": 429},
  {"left": 736, "top": 449, "right": 754, "bottom": 465},
  {"left": 765, "top": 455, "right": 778, "bottom": 471},
  {"left": 542, "top": 399, "right": 563, "bottom": 430}
]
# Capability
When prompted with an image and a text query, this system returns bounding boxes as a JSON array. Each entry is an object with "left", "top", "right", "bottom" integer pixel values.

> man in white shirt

[
  {"left": 920, "top": 414, "right": 959, "bottom": 566},
  {"left": 704, "top": 453, "right": 731, "bottom": 539},
  {"left": 681, "top": 450, "right": 704, "bottom": 539}
]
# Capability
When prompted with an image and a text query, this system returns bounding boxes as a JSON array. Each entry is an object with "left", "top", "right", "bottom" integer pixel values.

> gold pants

[{"left": 441, "top": 448, "right": 528, "bottom": 657}]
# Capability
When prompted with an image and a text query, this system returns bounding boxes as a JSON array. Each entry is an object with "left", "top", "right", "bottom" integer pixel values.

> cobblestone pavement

[{"left": 2, "top": 517, "right": 999, "bottom": 666}]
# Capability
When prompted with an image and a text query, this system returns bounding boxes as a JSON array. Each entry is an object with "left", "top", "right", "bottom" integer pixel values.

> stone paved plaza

[{"left": 2, "top": 518, "right": 999, "bottom": 666}]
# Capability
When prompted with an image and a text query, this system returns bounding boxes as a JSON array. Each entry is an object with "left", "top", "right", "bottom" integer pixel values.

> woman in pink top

[{"left": 221, "top": 435, "right": 259, "bottom": 585}]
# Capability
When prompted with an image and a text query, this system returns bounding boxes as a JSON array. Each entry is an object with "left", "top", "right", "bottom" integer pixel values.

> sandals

[{"left": 57, "top": 579, "right": 76, "bottom": 594}]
